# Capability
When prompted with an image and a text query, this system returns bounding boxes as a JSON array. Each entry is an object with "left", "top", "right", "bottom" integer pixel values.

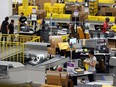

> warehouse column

[{"left": 0, "top": 0, "right": 12, "bottom": 24}]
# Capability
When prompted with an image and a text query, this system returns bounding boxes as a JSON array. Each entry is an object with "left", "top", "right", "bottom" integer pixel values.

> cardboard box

[
  {"left": 71, "top": 11, "right": 88, "bottom": 21},
  {"left": 49, "top": 36, "right": 63, "bottom": 48},
  {"left": 77, "top": 5, "right": 84, "bottom": 11},
  {"left": 51, "top": 0, "right": 57, "bottom": 5},
  {"left": 101, "top": 7, "right": 116, "bottom": 16},
  {"left": 46, "top": 71, "right": 62, "bottom": 85},
  {"left": 36, "top": 0, "right": 57, "bottom": 9},
  {"left": 65, "top": 5, "right": 83, "bottom": 11},
  {"left": 65, "top": 5, "right": 76, "bottom": 11},
  {"left": 36, "top": 10, "right": 47, "bottom": 19},
  {"left": 47, "top": 47, "right": 56, "bottom": 55},
  {"left": 108, "top": 40, "right": 116, "bottom": 48},
  {"left": 41, "top": 84, "right": 62, "bottom": 87},
  {"left": 78, "top": 11, "right": 88, "bottom": 21}
]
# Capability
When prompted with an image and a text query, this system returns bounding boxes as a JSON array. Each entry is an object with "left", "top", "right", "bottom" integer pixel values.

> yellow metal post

[{"left": 22, "top": 0, "right": 29, "bottom": 16}]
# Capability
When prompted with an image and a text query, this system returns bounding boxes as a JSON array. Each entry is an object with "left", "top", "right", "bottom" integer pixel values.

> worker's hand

[
  {"left": 108, "top": 25, "right": 112, "bottom": 29},
  {"left": 85, "top": 62, "right": 90, "bottom": 65},
  {"left": 84, "top": 60, "right": 90, "bottom": 65}
]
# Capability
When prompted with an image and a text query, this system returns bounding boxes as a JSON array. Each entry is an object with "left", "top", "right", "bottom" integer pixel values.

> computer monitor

[
  {"left": 72, "top": 40, "right": 82, "bottom": 49},
  {"left": 69, "top": 38, "right": 77, "bottom": 45},
  {"left": 85, "top": 39, "right": 97, "bottom": 49},
  {"left": 50, "top": 22, "right": 56, "bottom": 26},
  {"left": 45, "top": 21, "right": 50, "bottom": 24}
]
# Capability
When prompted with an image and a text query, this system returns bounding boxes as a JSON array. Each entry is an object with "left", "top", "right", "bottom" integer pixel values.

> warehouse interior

[{"left": 0, "top": 0, "right": 116, "bottom": 87}]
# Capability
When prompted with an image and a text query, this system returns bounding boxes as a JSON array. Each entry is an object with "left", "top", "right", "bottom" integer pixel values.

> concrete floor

[{"left": 76, "top": 67, "right": 114, "bottom": 86}]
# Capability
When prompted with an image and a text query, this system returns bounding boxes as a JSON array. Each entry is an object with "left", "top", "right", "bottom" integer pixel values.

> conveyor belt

[
  {"left": 38, "top": 57, "right": 69, "bottom": 68},
  {"left": 45, "top": 18, "right": 113, "bottom": 25},
  {"left": 24, "top": 42, "right": 50, "bottom": 51}
]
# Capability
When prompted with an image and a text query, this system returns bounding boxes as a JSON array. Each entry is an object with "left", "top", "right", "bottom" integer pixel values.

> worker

[
  {"left": 19, "top": 12, "right": 27, "bottom": 30},
  {"left": 8, "top": 20, "right": 14, "bottom": 34},
  {"left": 42, "top": 18, "right": 45, "bottom": 30},
  {"left": 1, "top": 17, "right": 9, "bottom": 41},
  {"left": 84, "top": 50, "right": 97, "bottom": 82},
  {"left": 102, "top": 17, "right": 110, "bottom": 33},
  {"left": 8, "top": 20, "right": 14, "bottom": 42}
]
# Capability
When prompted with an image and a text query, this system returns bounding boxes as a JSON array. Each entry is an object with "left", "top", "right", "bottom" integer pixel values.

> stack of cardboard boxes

[
  {"left": 100, "top": 7, "right": 116, "bottom": 16},
  {"left": 36, "top": 10, "right": 47, "bottom": 19},
  {"left": 35, "top": 0, "right": 57, "bottom": 9},
  {"left": 47, "top": 36, "right": 63, "bottom": 55},
  {"left": 71, "top": 11, "right": 88, "bottom": 22},
  {"left": 65, "top": 3, "right": 84, "bottom": 14}
]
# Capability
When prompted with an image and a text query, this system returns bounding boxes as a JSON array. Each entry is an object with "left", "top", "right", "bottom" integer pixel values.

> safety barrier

[
  {"left": 0, "top": 34, "right": 41, "bottom": 63},
  {"left": 30, "top": 36, "right": 41, "bottom": 42},
  {"left": 0, "top": 34, "right": 41, "bottom": 43},
  {"left": 0, "top": 41, "right": 25, "bottom": 64}
]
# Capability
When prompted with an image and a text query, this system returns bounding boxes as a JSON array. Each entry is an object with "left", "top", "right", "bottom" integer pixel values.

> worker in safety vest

[{"left": 102, "top": 18, "right": 110, "bottom": 33}]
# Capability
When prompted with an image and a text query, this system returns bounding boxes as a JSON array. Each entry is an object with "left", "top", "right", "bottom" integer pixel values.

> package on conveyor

[
  {"left": 49, "top": 36, "right": 63, "bottom": 48},
  {"left": 36, "top": 10, "right": 47, "bottom": 19},
  {"left": 47, "top": 47, "right": 56, "bottom": 55},
  {"left": 47, "top": 36, "right": 63, "bottom": 55},
  {"left": 100, "top": 7, "right": 116, "bottom": 16}
]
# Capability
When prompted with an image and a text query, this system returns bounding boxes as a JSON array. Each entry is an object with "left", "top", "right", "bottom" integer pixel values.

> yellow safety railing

[
  {"left": 0, "top": 41, "right": 25, "bottom": 64},
  {"left": 0, "top": 34, "right": 41, "bottom": 43},
  {"left": 0, "top": 34, "right": 41, "bottom": 63},
  {"left": 16, "top": 35, "right": 40, "bottom": 43},
  {"left": 30, "top": 36, "right": 41, "bottom": 42}
]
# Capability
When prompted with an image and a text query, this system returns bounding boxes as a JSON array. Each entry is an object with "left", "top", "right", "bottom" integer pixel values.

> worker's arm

[
  {"left": 89, "top": 60, "right": 97, "bottom": 67},
  {"left": 19, "top": 18, "right": 22, "bottom": 24},
  {"left": 84, "top": 57, "right": 97, "bottom": 67}
]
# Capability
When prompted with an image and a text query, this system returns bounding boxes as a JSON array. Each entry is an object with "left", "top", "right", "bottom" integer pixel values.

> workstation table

[
  {"left": 80, "top": 53, "right": 110, "bottom": 73},
  {"left": 69, "top": 71, "right": 93, "bottom": 86},
  {"left": 65, "top": 50, "right": 110, "bottom": 73}
]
